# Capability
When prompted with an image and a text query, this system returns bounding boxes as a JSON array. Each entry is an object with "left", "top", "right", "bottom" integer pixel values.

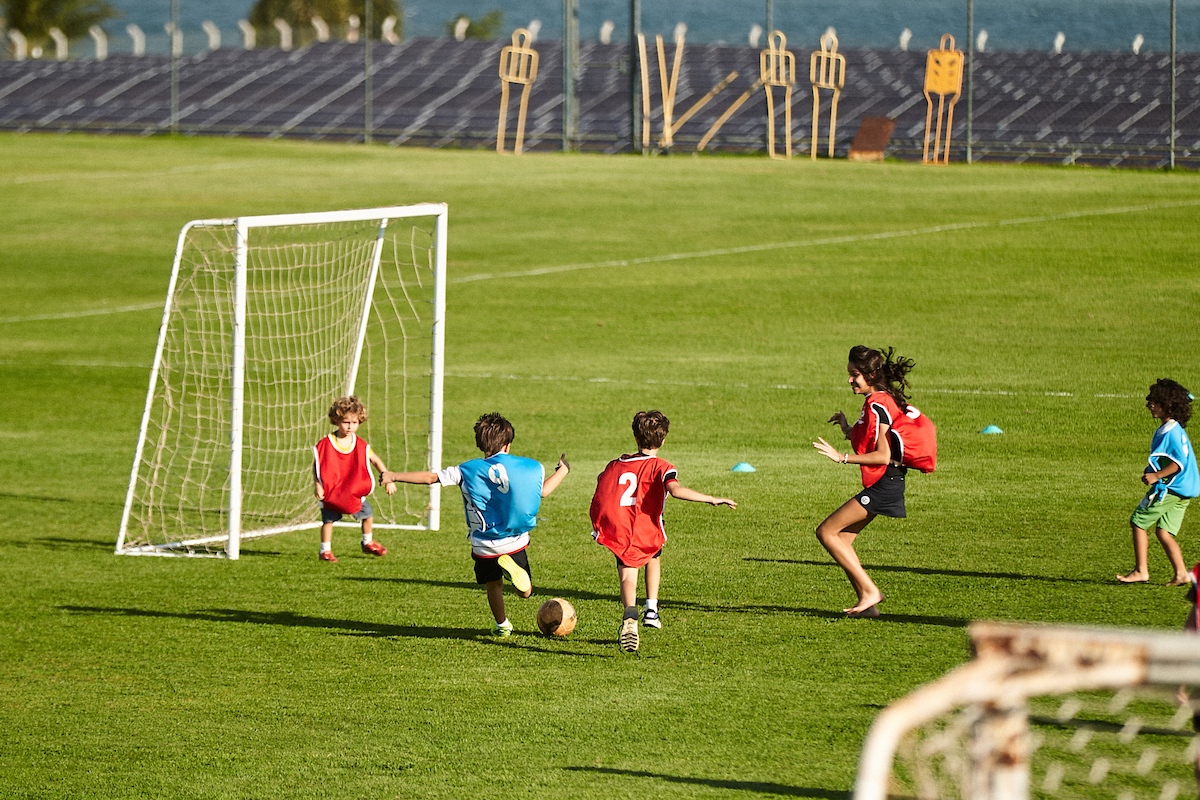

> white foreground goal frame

[
  {"left": 855, "top": 621, "right": 1200, "bottom": 800},
  {"left": 117, "top": 204, "right": 448, "bottom": 559}
]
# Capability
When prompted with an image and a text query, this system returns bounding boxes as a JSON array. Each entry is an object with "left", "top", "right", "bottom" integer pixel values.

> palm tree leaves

[
  {"left": 2, "top": 0, "right": 118, "bottom": 40},
  {"left": 247, "top": 0, "right": 400, "bottom": 40}
]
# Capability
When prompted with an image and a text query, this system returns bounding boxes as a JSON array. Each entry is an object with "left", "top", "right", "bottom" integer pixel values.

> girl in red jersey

[{"left": 813, "top": 346, "right": 917, "bottom": 617}]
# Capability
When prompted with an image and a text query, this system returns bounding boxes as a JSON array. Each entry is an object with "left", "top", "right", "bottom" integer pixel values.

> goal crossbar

[{"left": 854, "top": 621, "right": 1200, "bottom": 800}]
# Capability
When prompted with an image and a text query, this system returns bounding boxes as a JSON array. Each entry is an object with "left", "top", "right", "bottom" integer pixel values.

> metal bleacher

[{"left": 0, "top": 37, "right": 1194, "bottom": 167}]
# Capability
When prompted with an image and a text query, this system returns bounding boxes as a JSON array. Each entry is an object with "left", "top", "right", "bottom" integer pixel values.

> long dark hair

[
  {"left": 1148, "top": 379, "right": 1193, "bottom": 427},
  {"left": 849, "top": 345, "right": 915, "bottom": 411}
]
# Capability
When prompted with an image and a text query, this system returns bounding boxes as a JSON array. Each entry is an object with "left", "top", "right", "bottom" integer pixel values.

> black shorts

[
  {"left": 472, "top": 548, "right": 531, "bottom": 585},
  {"left": 855, "top": 465, "right": 907, "bottom": 518}
]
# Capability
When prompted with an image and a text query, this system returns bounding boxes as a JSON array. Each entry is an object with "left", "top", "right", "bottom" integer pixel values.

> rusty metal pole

[
  {"left": 629, "top": 0, "right": 642, "bottom": 153},
  {"left": 1170, "top": 0, "right": 1177, "bottom": 169},
  {"left": 966, "top": 0, "right": 974, "bottom": 163},
  {"left": 364, "top": 0, "right": 373, "bottom": 144}
]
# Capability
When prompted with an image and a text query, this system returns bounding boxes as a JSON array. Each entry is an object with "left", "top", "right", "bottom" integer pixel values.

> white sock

[
  {"left": 319, "top": 542, "right": 332, "bottom": 553},
  {"left": 497, "top": 618, "right": 510, "bottom": 627},
  {"left": 646, "top": 598, "right": 658, "bottom": 612},
  {"left": 361, "top": 533, "right": 373, "bottom": 545}
]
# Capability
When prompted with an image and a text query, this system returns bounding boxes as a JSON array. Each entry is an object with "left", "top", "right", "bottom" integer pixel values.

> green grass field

[{"left": 2, "top": 133, "right": 1199, "bottom": 798}]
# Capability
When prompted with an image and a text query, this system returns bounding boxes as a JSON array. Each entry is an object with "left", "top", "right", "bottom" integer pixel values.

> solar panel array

[{"left": 0, "top": 38, "right": 1194, "bottom": 166}]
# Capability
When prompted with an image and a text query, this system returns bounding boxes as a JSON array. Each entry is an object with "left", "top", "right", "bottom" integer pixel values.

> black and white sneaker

[
  {"left": 619, "top": 617, "right": 639, "bottom": 652},
  {"left": 642, "top": 608, "right": 662, "bottom": 629}
]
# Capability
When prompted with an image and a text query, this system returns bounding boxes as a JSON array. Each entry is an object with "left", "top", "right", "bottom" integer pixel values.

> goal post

[
  {"left": 854, "top": 621, "right": 1200, "bottom": 800},
  {"left": 117, "top": 204, "right": 448, "bottom": 559}
]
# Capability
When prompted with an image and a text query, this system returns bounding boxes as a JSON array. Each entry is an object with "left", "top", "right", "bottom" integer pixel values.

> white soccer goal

[
  {"left": 117, "top": 205, "right": 448, "bottom": 559},
  {"left": 855, "top": 621, "right": 1200, "bottom": 800}
]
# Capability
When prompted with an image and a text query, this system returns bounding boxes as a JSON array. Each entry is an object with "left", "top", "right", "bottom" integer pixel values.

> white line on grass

[
  {"left": 452, "top": 198, "right": 1200, "bottom": 284},
  {"left": 0, "top": 303, "right": 161, "bottom": 324},
  {"left": 0, "top": 359, "right": 149, "bottom": 369},
  {"left": 9, "top": 200, "right": 1195, "bottom": 323},
  {"left": 4, "top": 161, "right": 277, "bottom": 185},
  {"left": 445, "top": 370, "right": 1140, "bottom": 399},
  {"left": 0, "top": 360, "right": 1141, "bottom": 400}
]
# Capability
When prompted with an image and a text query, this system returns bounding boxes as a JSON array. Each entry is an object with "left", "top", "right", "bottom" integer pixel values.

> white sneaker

[
  {"left": 492, "top": 619, "right": 513, "bottom": 637},
  {"left": 643, "top": 608, "right": 662, "bottom": 629}
]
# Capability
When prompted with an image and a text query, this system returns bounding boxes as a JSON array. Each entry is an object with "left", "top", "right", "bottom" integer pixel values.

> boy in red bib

[
  {"left": 313, "top": 396, "right": 395, "bottom": 562},
  {"left": 591, "top": 410, "right": 736, "bottom": 653}
]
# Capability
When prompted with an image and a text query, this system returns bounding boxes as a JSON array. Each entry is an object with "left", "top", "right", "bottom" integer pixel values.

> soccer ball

[{"left": 536, "top": 598, "right": 577, "bottom": 637}]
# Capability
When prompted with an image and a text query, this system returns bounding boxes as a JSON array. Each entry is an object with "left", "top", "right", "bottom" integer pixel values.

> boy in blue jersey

[
  {"left": 1118, "top": 380, "right": 1199, "bottom": 585},
  {"left": 381, "top": 413, "right": 570, "bottom": 636}
]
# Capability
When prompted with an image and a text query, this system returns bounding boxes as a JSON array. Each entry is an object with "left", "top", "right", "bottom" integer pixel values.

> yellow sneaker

[{"left": 497, "top": 554, "right": 531, "bottom": 594}]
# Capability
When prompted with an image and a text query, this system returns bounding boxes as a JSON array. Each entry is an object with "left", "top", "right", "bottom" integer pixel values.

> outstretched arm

[
  {"left": 828, "top": 411, "right": 853, "bottom": 440},
  {"left": 379, "top": 470, "right": 439, "bottom": 486},
  {"left": 369, "top": 451, "right": 398, "bottom": 495},
  {"left": 541, "top": 454, "right": 571, "bottom": 498},
  {"left": 814, "top": 423, "right": 892, "bottom": 466},
  {"left": 666, "top": 481, "right": 736, "bottom": 508}
]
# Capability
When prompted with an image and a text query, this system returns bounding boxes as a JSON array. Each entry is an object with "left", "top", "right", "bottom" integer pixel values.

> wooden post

[{"left": 654, "top": 31, "right": 685, "bottom": 149}]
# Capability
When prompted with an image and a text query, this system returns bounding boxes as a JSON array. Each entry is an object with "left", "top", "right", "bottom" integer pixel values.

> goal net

[
  {"left": 117, "top": 205, "right": 447, "bottom": 559},
  {"left": 855, "top": 621, "right": 1200, "bottom": 800}
]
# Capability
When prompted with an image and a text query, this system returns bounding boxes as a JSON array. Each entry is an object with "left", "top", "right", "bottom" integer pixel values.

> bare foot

[
  {"left": 1166, "top": 576, "right": 1191, "bottom": 587},
  {"left": 845, "top": 591, "right": 884, "bottom": 616},
  {"left": 1117, "top": 571, "right": 1149, "bottom": 583}
]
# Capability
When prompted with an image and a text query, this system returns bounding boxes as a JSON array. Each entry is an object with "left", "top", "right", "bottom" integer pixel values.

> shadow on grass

[
  {"left": 783, "top": 605, "right": 967, "bottom": 628},
  {"left": 1029, "top": 715, "right": 1194, "bottom": 738},
  {"left": 16, "top": 536, "right": 114, "bottom": 551},
  {"left": 232, "top": 548, "right": 284, "bottom": 557},
  {"left": 59, "top": 606, "right": 611, "bottom": 658},
  {"left": 745, "top": 557, "right": 1100, "bottom": 586},
  {"left": 345, "top": 577, "right": 968, "bottom": 627},
  {"left": 0, "top": 490, "right": 122, "bottom": 508},
  {"left": 563, "top": 766, "right": 846, "bottom": 797},
  {"left": 344, "top": 575, "right": 617, "bottom": 604}
]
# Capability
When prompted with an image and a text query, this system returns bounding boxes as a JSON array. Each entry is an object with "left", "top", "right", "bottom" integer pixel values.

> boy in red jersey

[
  {"left": 590, "top": 410, "right": 736, "bottom": 652},
  {"left": 312, "top": 396, "right": 395, "bottom": 562}
]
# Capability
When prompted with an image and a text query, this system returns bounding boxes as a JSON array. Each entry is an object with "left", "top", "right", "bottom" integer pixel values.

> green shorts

[{"left": 1131, "top": 492, "right": 1191, "bottom": 535}]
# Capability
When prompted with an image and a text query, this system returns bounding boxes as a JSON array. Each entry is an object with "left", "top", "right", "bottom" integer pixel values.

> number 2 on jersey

[{"left": 618, "top": 472, "right": 637, "bottom": 506}]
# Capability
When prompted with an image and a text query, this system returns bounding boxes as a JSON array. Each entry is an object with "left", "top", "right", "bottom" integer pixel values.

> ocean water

[{"left": 106, "top": 0, "right": 1199, "bottom": 55}]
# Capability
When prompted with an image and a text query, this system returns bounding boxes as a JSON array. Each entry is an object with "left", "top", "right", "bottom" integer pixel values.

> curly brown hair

[
  {"left": 328, "top": 395, "right": 367, "bottom": 424},
  {"left": 633, "top": 410, "right": 670, "bottom": 451},
  {"left": 848, "top": 345, "right": 915, "bottom": 412},
  {"left": 1147, "top": 379, "right": 1193, "bottom": 427},
  {"left": 474, "top": 413, "right": 515, "bottom": 455}
]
